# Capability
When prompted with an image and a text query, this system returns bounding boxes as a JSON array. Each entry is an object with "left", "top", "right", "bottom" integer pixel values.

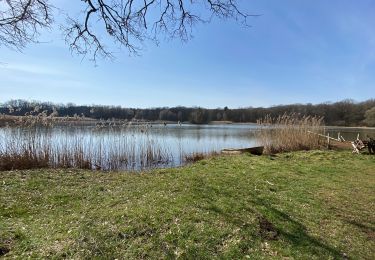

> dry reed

[
  {"left": 256, "top": 113, "right": 324, "bottom": 154},
  {"left": 184, "top": 151, "right": 219, "bottom": 163},
  {"left": 0, "top": 126, "right": 172, "bottom": 171},
  {"left": 0, "top": 107, "right": 178, "bottom": 171}
]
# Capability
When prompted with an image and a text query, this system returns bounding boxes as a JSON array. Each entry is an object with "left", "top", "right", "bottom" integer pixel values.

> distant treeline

[{"left": 1, "top": 99, "right": 375, "bottom": 126}]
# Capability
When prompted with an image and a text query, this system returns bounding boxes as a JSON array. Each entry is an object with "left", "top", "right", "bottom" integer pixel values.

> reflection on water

[
  {"left": 0, "top": 123, "right": 374, "bottom": 170},
  {"left": 0, "top": 123, "right": 260, "bottom": 170}
]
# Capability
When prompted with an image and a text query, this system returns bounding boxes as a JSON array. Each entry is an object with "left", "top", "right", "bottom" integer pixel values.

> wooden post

[{"left": 327, "top": 133, "right": 330, "bottom": 148}]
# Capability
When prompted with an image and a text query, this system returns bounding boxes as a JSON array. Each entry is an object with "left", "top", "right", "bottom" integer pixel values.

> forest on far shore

[{"left": 1, "top": 99, "right": 375, "bottom": 126}]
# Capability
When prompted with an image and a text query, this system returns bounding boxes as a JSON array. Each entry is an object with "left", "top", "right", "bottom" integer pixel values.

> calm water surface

[{"left": 1, "top": 123, "right": 374, "bottom": 170}]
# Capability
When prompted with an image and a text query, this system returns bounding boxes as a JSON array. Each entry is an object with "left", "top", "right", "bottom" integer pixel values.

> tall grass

[
  {"left": 256, "top": 113, "right": 324, "bottom": 154},
  {"left": 0, "top": 126, "right": 172, "bottom": 171},
  {"left": 0, "top": 108, "right": 178, "bottom": 171}
]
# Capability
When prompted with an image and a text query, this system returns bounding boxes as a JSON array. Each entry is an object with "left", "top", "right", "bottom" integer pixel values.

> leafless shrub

[{"left": 256, "top": 113, "right": 325, "bottom": 154}]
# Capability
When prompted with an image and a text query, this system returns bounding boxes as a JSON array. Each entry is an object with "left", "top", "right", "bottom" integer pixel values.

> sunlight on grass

[{"left": 1, "top": 151, "right": 374, "bottom": 258}]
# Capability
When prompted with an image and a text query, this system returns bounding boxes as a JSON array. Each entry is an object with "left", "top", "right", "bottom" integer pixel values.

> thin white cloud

[{"left": 0, "top": 63, "right": 65, "bottom": 76}]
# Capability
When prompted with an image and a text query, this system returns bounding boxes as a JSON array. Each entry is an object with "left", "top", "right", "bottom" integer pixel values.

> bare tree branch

[
  {"left": 0, "top": 0, "right": 53, "bottom": 50},
  {"left": 1, "top": 0, "right": 256, "bottom": 61}
]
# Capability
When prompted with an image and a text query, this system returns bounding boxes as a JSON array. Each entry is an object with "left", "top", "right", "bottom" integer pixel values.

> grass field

[{"left": 1, "top": 151, "right": 374, "bottom": 259}]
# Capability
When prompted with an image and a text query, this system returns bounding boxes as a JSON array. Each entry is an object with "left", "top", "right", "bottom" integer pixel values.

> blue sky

[{"left": 1, "top": 0, "right": 374, "bottom": 108}]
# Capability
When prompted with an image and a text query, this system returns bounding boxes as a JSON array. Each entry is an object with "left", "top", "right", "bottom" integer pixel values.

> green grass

[{"left": 0, "top": 151, "right": 374, "bottom": 259}]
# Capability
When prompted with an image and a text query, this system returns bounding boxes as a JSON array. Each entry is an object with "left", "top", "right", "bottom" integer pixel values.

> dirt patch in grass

[
  {"left": 0, "top": 235, "right": 13, "bottom": 257},
  {"left": 0, "top": 246, "right": 10, "bottom": 257},
  {"left": 258, "top": 216, "right": 279, "bottom": 240}
]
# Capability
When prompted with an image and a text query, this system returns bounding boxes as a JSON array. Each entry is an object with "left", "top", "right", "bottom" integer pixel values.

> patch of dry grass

[{"left": 183, "top": 151, "right": 219, "bottom": 163}]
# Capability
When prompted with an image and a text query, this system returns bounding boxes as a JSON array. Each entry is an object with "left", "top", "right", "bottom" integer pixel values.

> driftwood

[
  {"left": 308, "top": 131, "right": 346, "bottom": 147},
  {"left": 308, "top": 131, "right": 374, "bottom": 154},
  {"left": 221, "top": 146, "right": 264, "bottom": 155},
  {"left": 327, "top": 139, "right": 352, "bottom": 149},
  {"left": 351, "top": 135, "right": 365, "bottom": 154}
]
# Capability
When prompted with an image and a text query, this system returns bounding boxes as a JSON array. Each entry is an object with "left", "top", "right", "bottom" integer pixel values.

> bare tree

[
  {"left": 0, "top": 0, "right": 52, "bottom": 50},
  {"left": 0, "top": 0, "right": 252, "bottom": 60}
]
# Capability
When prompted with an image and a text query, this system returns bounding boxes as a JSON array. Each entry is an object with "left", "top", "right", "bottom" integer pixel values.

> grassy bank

[{"left": 1, "top": 151, "right": 374, "bottom": 259}]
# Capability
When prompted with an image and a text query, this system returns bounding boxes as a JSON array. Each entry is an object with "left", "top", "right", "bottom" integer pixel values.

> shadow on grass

[
  {"left": 254, "top": 198, "right": 346, "bottom": 258},
  {"left": 193, "top": 179, "right": 346, "bottom": 259},
  {"left": 345, "top": 219, "right": 375, "bottom": 241}
]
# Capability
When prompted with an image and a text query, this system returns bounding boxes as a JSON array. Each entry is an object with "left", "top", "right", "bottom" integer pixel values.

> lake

[{"left": 1, "top": 123, "right": 374, "bottom": 170}]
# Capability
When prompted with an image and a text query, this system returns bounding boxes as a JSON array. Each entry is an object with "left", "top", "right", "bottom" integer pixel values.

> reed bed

[
  {"left": 0, "top": 110, "right": 226, "bottom": 171},
  {"left": 256, "top": 113, "right": 324, "bottom": 154},
  {"left": 0, "top": 126, "right": 173, "bottom": 171},
  {"left": 0, "top": 113, "right": 225, "bottom": 171}
]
